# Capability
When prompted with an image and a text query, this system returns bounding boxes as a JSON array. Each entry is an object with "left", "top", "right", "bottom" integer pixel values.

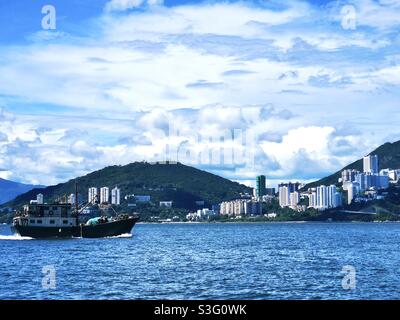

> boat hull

[
  {"left": 12, "top": 217, "right": 138, "bottom": 239},
  {"left": 11, "top": 225, "right": 76, "bottom": 239},
  {"left": 78, "top": 217, "right": 138, "bottom": 238}
]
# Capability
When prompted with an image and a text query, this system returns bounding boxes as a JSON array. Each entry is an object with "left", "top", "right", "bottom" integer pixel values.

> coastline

[{"left": 136, "top": 220, "right": 400, "bottom": 225}]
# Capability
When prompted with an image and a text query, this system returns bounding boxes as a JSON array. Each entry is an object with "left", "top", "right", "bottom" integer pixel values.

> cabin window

[
  {"left": 63, "top": 220, "right": 68, "bottom": 224},
  {"left": 50, "top": 220, "right": 55, "bottom": 224},
  {"left": 52, "top": 206, "right": 58, "bottom": 211},
  {"left": 30, "top": 220, "right": 35, "bottom": 224},
  {"left": 37, "top": 220, "right": 42, "bottom": 224}
]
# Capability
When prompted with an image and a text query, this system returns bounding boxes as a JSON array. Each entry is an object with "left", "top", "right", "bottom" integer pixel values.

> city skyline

[{"left": 0, "top": 0, "right": 399, "bottom": 188}]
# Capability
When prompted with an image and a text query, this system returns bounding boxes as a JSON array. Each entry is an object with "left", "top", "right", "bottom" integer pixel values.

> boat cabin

[{"left": 13, "top": 203, "right": 77, "bottom": 228}]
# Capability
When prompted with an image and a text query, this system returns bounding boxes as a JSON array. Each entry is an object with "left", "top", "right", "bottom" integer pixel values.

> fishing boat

[{"left": 11, "top": 184, "right": 139, "bottom": 239}]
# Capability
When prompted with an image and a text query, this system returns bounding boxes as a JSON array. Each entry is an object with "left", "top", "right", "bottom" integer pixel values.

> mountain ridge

[
  {"left": 305, "top": 140, "right": 400, "bottom": 189},
  {"left": 1, "top": 162, "right": 252, "bottom": 209}
]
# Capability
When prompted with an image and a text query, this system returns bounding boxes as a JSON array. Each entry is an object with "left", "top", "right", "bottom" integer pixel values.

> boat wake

[
  {"left": 0, "top": 234, "right": 33, "bottom": 241},
  {"left": 106, "top": 233, "right": 133, "bottom": 239},
  {"left": 72, "top": 233, "right": 133, "bottom": 240}
]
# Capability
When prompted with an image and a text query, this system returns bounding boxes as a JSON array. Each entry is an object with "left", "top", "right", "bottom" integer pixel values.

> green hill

[
  {"left": 2, "top": 162, "right": 251, "bottom": 209},
  {"left": 305, "top": 140, "right": 400, "bottom": 189}
]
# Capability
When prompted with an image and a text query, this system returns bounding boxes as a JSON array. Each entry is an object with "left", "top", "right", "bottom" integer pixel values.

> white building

[
  {"left": 68, "top": 193, "right": 76, "bottom": 205},
  {"left": 347, "top": 182, "right": 358, "bottom": 205},
  {"left": 380, "top": 169, "right": 399, "bottom": 182},
  {"left": 363, "top": 155, "right": 379, "bottom": 174},
  {"left": 308, "top": 191, "right": 317, "bottom": 208},
  {"left": 290, "top": 191, "right": 300, "bottom": 207},
  {"left": 279, "top": 186, "right": 290, "bottom": 208},
  {"left": 88, "top": 187, "right": 98, "bottom": 203},
  {"left": 37, "top": 193, "right": 44, "bottom": 205},
  {"left": 316, "top": 185, "right": 327, "bottom": 209},
  {"left": 341, "top": 169, "right": 359, "bottom": 183},
  {"left": 187, "top": 208, "right": 217, "bottom": 221},
  {"left": 219, "top": 200, "right": 261, "bottom": 216},
  {"left": 111, "top": 187, "right": 120, "bottom": 205},
  {"left": 100, "top": 187, "right": 109, "bottom": 204},
  {"left": 160, "top": 201, "right": 173, "bottom": 208},
  {"left": 309, "top": 185, "right": 342, "bottom": 210}
]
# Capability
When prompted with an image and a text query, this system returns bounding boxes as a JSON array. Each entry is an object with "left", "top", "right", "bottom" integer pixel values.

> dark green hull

[{"left": 12, "top": 217, "right": 138, "bottom": 239}]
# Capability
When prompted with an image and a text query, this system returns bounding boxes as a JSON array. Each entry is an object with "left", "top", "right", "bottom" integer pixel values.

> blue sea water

[{"left": 0, "top": 222, "right": 400, "bottom": 300}]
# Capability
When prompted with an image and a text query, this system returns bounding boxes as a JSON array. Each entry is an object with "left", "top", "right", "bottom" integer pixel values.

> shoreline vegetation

[
  {"left": 2, "top": 154, "right": 400, "bottom": 224},
  {"left": 2, "top": 197, "right": 400, "bottom": 224},
  {"left": 2, "top": 220, "right": 400, "bottom": 227}
]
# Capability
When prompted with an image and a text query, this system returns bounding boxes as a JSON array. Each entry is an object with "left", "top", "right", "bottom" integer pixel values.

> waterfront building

[
  {"left": 278, "top": 182, "right": 301, "bottom": 193},
  {"left": 255, "top": 175, "right": 266, "bottom": 198},
  {"left": 186, "top": 209, "right": 217, "bottom": 221},
  {"left": 341, "top": 169, "right": 359, "bottom": 183},
  {"left": 363, "top": 155, "right": 379, "bottom": 174},
  {"left": 377, "top": 175, "right": 390, "bottom": 189},
  {"left": 244, "top": 201, "right": 262, "bottom": 215},
  {"left": 279, "top": 186, "right": 290, "bottom": 208},
  {"left": 380, "top": 169, "right": 400, "bottom": 182},
  {"left": 100, "top": 187, "right": 109, "bottom": 204},
  {"left": 37, "top": 193, "right": 44, "bottom": 205},
  {"left": 309, "top": 185, "right": 342, "bottom": 210},
  {"left": 316, "top": 185, "right": 327, "bottom": 209},
  {"left": 219, "top": 199, "right": 262, "bottom": 216},
  {"left": 354, "top": 172, "right": 390, "bottom": 191},
  {"left": 347, "top": 182, "right": 359, "bottom": 205},
  {"left": 160, "top": 201, "right": 173, "bottom": 208},
  {"left": 327, "top": 185, "right": 337, "bottom": 207},
  {"left": 234, "top": 200, "right": 245, "bottom": 215},
  {"left": 335, "top": 192, "right": 343, "bottom": 207},
  {"left": 88, "top": 187, "right": 98, "bottom": 203},
  {"left": 308, "top": 191, "right": 317, "bottom": 208},
  {"left": 290, "top": 191, "right": 300, "bottom": 207},
  {"left": 111, "top": 187, "right": 121, "bottom": 205},
  {"left": 68, "top": 193, "right": 76, "bottom": 205}
]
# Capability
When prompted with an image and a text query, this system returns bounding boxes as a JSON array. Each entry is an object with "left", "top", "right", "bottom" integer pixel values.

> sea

[{"left": 0, "top": 222, "right": 399, "bottom": 300}]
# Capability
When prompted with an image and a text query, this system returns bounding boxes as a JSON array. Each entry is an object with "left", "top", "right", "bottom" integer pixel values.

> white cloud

[
  {"left": 105, "top": 0, "right": 144, "bottom": 12},
  {"left": 0, "top": 1, "right": 399, "bottom": 186},
  {"left": 0, "top": 104, "right": 378, "bottom": 186},
  {"left": 105, "top": 0, "right": 164, "bottom": 12}
]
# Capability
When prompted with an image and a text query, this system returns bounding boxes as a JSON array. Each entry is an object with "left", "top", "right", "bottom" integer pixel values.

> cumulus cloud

[
  {"left": 0, "top": 1, "right": 399, "bottom": 187},
  {"left": 105, "top": 0, "right": 163, "bottom": 12},
  {"left": 0, "top": 104, "right": 379, "bottom": 187}
]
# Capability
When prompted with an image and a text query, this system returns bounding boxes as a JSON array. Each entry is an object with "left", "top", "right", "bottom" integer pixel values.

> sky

[{"left": 0, "top": 0, "right": 399, "bottom": 187}]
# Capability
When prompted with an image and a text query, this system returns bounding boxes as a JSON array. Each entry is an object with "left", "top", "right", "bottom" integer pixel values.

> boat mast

[{"left": 75, "top": 182, "right": 79, "bottom": 225}]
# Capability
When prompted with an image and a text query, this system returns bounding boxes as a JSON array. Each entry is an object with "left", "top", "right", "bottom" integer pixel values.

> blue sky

[{"left": 0, "top": 0, "right": 399, "bottom": 187}]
